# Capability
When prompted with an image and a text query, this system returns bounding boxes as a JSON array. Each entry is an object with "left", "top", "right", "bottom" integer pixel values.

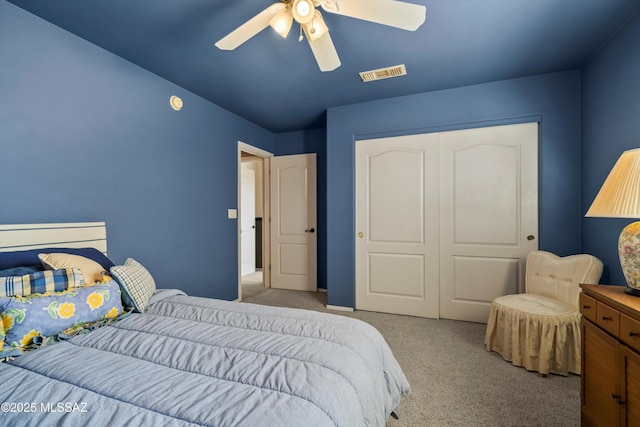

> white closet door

[
  {"left": 439, "top": 123, "right": 538, "bottom": 322},
  {"left": 354, "top": 122, "right": 538, "bottom": 321},
  {"left": 355, "top": 133, "right": 440, "bottom": 318}
]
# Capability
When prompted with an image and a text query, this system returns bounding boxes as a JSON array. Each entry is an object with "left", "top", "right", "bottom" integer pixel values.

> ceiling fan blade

[
  {"left": 308, "top": 31, "right": 341, "bottom": 72},
  {"left": 319, "top": 0, "right": 426, "bottom": 31},
  {"left": 215, "top": 3, "right": 286, "bottom": 50}
]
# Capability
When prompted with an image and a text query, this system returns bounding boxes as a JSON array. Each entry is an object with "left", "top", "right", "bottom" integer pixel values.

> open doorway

[{"left": 238, "top": 142, "right": 273, "bottom": 301}]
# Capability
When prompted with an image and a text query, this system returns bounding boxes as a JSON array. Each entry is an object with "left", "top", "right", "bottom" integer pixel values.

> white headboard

[{"left": 0, "top": 222, "right": 107, "bottom": 254}]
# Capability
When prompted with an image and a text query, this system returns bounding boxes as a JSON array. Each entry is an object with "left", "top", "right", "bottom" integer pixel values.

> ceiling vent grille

[{"left": 359, "top": 64, "right": 407, "bottom": 82}]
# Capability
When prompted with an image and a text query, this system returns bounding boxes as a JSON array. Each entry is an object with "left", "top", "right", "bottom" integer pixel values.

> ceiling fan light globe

[
  {"left": 292, "top": 0, "right": 315, "bottom": 24},
  {"left": 297, "top": 1, "right": 310, "bottom": 16},
  {"left": 269, "top": 9, "right": 293, "bottom": 38}
]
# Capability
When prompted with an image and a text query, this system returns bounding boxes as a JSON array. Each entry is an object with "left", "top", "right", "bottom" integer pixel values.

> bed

[{"left": 0, "top": 223, "right": 410, "bottom": 426}]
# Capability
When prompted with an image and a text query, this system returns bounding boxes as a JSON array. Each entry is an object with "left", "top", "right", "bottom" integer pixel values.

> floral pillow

[
  {"left": 0, "top": 316, "right": 4, "bottom": 349},
  {"left": 1, "top": 279, "right": 123, "bottom": 351}
]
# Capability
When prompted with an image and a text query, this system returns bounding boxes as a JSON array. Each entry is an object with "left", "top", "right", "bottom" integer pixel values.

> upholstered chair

[{"left": 485, "top": 250, "right": 603, "bottom": 375}]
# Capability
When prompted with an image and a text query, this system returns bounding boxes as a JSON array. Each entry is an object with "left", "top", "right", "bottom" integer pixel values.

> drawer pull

[
  {"left": 602, "top": 316, "right": 613, "bottom": 321},
  {"left": 630, "top": 332, "right": 639, "bottom": 338},
  {"left": 612, "top": 393, "right": 626, "bottom": 405},
  {"left": 583, "top": 305, "right": 591, "bottom": 309}
]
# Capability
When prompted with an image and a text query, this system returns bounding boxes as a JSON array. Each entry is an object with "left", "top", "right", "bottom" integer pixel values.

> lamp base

[
  {"left": 619, "top": 221, "right": 640, "bottom": 291},
  {"left": 624, "top": 287, "right": 640, "bottom": 297}
]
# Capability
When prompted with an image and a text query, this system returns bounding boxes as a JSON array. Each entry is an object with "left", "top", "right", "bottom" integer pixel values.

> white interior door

[
  {"left": 240, "top": 166, "right": 256, "bottom": 276},
  {"left": 270, "top": 154, "right": 317, "bottom": 291},
  {"left": 439, "top": 123, "right": 538, "bottom": 322},
  {"left": 355, "top": 133, "right": 440, "bottom": 318}
]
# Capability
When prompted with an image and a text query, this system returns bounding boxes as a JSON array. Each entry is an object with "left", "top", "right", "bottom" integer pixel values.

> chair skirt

[{"left": 485, "top": 293, "right": 581, "bottom": 375}]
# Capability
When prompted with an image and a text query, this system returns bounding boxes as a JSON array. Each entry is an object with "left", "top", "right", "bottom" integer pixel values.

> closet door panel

[
  {"left": 355, "top": 133, "right": 440, "bottom": 318},
  {"left": 439, "top": 123, "right": 538, "bottom": 322}
]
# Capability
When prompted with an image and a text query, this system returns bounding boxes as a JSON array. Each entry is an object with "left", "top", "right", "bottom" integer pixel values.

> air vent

[{"left": 359, "top": 64, "right": 407, "bottom": 82}]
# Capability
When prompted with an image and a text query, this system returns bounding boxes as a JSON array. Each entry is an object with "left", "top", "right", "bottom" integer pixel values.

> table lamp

[{"left": 586, "top": 148, "right": 640, "bottom": 295}]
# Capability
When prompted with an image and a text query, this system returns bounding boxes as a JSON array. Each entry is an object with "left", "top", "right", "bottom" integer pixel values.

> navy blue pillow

[{"left": 0, "top": 248, "right": 115, "bottom": 271}]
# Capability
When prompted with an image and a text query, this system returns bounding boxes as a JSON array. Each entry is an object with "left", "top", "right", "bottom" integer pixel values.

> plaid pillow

[
  {"left": 0, "top": 268, "right": 85, "bottom": 298},
  {"left": 110, "top": 258, "right": 156, "bottom": 312}
]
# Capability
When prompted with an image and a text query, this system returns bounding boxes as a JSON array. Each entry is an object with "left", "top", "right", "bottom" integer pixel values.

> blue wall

[
  {"left": 0, "top": 1, "right": 275, "bottom": 300},
  {"left": 582, "top": 11, "right": 640, "bottom": 286},
  {"left": 274, "top": 128, "right": 328, "bottom": 290},
  {"left": 326, "top": 71, "right": 583, "bottom": 308}
]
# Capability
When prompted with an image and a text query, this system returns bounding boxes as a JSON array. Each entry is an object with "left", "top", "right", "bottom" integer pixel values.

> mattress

[{"left": 0, "top": 292, "right": 410, "bottom": 426}]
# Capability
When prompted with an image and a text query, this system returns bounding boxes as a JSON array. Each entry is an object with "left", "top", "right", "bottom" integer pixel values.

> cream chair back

[{"left": 525, "top": 250, "right": 603, "bottom": 309}]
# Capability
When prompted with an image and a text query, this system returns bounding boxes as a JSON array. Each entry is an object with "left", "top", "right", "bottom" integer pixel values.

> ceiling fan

[{"left": 215, "top": 0, "right": 426, "bottom": 72}]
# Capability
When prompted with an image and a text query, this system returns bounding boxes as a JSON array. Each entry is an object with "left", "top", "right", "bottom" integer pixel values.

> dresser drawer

[
  {"left": 597, "top": 301, "right": 620, "bottom": 337},
  {"left": 620, "top": 313, "right": 640, "bottom": 352},
  {"left": 580, "top": 293, "right": 597, "bottom": 323}
]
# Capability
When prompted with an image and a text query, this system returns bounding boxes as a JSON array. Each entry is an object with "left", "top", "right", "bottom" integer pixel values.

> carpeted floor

[{"left": 240, "top": 280, "right": 580, "bottom": 427}]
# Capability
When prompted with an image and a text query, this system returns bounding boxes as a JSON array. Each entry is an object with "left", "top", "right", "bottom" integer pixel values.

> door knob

[
  {"left": 357, "top": 232, "right": 364, "bottom": 238},
  {"left": 527, "top": 235, "right": 535, "bottom": 241},
  {"left": 305, "top": 228, "right": 315, "bottom": 233}
]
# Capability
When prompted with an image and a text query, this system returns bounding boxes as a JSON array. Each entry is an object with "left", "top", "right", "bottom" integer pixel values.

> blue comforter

[{"left": 0, "top": 294, "right": 410, "bottom": 426}]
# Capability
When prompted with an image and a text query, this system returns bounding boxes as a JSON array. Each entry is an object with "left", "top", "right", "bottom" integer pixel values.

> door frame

[{"left": 237, "top": 141, "right": 273, "bottom": 301}]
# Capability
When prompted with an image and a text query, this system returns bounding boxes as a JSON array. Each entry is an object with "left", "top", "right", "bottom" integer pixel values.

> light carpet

[{"left": 240, "top": 282, "right": 580, "bottom": 427}]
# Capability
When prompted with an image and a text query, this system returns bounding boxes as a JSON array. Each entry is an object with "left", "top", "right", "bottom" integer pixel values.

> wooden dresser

[{"left": 580, "top": 284, "right": 640, "bottom": 427}]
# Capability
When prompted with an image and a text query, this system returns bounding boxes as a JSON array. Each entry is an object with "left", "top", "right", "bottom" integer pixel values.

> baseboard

[
  {"left": 325, "top": 304, "right": 354, "bottom": 312},
  {"left": 317, "top": 288, "right": 327, "bottom": 293}
]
